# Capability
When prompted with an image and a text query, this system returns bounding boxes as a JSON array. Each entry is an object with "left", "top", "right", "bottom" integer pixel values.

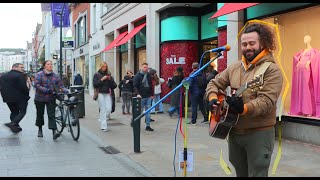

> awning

[
  {"left": 115, "top": 22, "right": 146, "bottom": 47},
  {"left": 101, "top": 31, "right": 128, "bottom": 52},
  {"left": 210, "top": 3, "right": 260, "bottom": 19}
]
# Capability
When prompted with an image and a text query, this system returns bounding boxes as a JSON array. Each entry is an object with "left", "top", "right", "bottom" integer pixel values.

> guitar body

[
  {"left": 209, "top": 94, "right": 240, "bottom": 139},
  {"left": 208, "top": 74, "right": 264, "bottom": 139}
]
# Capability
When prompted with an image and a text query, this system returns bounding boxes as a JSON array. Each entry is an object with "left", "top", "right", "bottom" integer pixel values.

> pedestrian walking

[
  {"left": 74, "top": 71, "right": 83, "bottom": 85},
  {"left": 149, "top": 69, "right": 165, "bottom": 114},
  {"left": 0, "top": 63, "right": 30, "bottom": 133},
  {"left": 133, "top": 63, "right": 154, "bottom": 131},
  {"left": 167, "top": 66, "right": 184, "bottom": 117},
  {"left": 188, "top": 62, "right": 208, "bottom": 125},
  {"left": 93, "top": 62, "right": 117, "bottom": 132},
  {"left": 119, "top": 70, "right": 134, "bottom": 115},
  {"left": 34, "top": 60, "right": 69, "bottom": 139}
]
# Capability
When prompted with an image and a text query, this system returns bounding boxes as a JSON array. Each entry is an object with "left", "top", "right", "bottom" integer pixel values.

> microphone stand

[{"left": 132, "top": 51, "right": 224, "bottom": 123}]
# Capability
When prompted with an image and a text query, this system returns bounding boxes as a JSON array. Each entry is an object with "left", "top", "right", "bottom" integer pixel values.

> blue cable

[{"left": 199, "top": 50, "right": 210, "bottom": 68}]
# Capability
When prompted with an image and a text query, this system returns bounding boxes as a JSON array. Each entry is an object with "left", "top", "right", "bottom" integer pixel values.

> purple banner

[
  {"left": 41, "top": 3, "right": 51, "bottom": 12},
  {"left": 51, "top": 3, "right": 70, "bottom": 28}
]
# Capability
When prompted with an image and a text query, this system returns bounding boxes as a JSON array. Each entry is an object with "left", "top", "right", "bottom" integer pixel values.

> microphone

[{"left": 207, "top": 45, "right": 231, "bottom": 53}]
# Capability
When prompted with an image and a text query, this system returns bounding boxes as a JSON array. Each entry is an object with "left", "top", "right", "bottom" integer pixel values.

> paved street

[
  {"left": 1, "top": 89, "right": 320, "bottom": 177},
  {"left": 0, "top": 89, "right": 152, "bottom": 177}
]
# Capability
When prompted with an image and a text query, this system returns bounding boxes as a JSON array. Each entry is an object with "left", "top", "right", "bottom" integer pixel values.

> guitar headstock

[{"left": 247, "top": 74, "right": 264, "bottom": 92}]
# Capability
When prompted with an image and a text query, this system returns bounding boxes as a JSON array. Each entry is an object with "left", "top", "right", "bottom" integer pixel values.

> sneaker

[
  {"left": 187, "top": 121, "right": 196, "bottom": 125},
  {"left": 127, "top": 112, "right": 132, "bottom": 115},
  {"left": 101, "top": 129, "right": 109, "bottom": 132},
  {"left": 157, "top": 111, "right": 164, "bottom": 114},
  {"left": 150, "top": 112, "right": 155, "bottom": 114},
  {"left": 145, "top": 126, "right": 154, "bottom": 131},
  {"left": 145, "top": 119, "right": 155, "bottom": 123},
  {"left": 122, "top": 112, "right": 126, "bottom": 115},
  {"left": 201, "top": 120, "right": 209, "bottom": 124}
]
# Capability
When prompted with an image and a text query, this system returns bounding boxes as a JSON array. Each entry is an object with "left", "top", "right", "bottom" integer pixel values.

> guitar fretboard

[{"left": 235, "top": 83, "right": 247, "bottom": 97}]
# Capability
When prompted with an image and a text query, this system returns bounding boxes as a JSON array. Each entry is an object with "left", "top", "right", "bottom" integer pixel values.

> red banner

[{"left": 160, "top": 41, "right": 199, "bottom": 103}]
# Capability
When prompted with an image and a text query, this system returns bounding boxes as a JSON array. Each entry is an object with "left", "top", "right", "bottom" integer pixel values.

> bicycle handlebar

[{"left": 55, "top": 91, "right": 83, "bottom": 96}]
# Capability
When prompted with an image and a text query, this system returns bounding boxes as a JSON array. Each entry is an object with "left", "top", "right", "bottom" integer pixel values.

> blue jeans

[
  {"left": 168, "top": 106, "right": 179, "bottom": 115},
  {"left": 141, "top": 98, "right": 152, "bottom": 127},
  {"left": 151, "top": 94, "right": 164, "bottom": 113}
]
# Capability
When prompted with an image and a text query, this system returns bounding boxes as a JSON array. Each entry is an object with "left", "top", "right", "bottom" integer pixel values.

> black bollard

[{"left": 131, "top": 97, "right": 141, "bottom": 153}]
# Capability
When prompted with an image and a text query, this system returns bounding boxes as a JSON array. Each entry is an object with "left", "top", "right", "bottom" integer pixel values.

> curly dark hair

[{"left": 242, "top": 23, "right": 276, "bottom": 51}]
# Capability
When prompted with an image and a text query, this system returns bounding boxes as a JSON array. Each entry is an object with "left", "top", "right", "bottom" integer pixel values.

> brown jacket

[{"left": 205, "top": 52, "right": 283, "bottom": 134}]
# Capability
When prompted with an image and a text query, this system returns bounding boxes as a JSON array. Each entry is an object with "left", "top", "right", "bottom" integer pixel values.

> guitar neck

[{"left": 235, "top": 83, "right": 247, "bottom": 97}]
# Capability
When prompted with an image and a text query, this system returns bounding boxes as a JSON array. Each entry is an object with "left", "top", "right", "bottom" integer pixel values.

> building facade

[
  {"left": 99, "top": 3, "right": 220, "bottom": 102},
  {"left": 71, "top": 3, "right": 90, "bottom": 90}
]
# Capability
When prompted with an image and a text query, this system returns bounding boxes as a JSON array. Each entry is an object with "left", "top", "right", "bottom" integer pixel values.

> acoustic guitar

[{"left": 209, "top": 74, "right": 264, "bottom": 139}]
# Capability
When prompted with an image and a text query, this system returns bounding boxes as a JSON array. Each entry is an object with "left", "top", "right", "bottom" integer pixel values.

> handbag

[{"left": 93, "top": 88, "right": 99, "bottom": 101}]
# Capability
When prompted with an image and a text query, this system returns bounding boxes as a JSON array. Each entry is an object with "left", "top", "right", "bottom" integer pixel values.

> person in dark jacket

[
  {"left": 34, "top": 60, "right": 69, "bottom": 139},
  {"left": 93, "top": 62, "right": 117, "bottom": 132},
  {"left": 133, "top": 62, "right": 154, "bottom": 131},
  {"left": 119, "top": 70, "right": 134, "bottom": 114},
  {"left": 0, "top": 63, "right": 30, "bottom": 133},
  {"left": 188, "top": 62, "right": 208, "bottom": 125},
  {"left": 168, "top": 66, "right": 184, "bottom": 117},
  {"left": 206, "top": 63, "right": 219, "bottom": 84},
  {"left": 74, "top": 72, "right": 83, "bottom": 85}
]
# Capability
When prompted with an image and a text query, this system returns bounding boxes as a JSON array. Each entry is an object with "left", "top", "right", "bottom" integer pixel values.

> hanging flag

[
  {"left": 41, "top": 3, "right": 51, "bottom": 12},
  {"left": 50, "top": 3, "right": 70, "bottom": 28}
]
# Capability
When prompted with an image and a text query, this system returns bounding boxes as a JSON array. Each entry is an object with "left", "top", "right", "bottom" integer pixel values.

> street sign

[
  {"left": 53, "top": 55, "right": 58, "bottom": 59},
  {"left": 62, "top": 40, "right": 74, "bottom": 49}
]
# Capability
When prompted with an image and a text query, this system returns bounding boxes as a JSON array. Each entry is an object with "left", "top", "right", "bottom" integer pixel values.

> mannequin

[{"left": 290, "top": 35, "right": 320, "bottom": 117}]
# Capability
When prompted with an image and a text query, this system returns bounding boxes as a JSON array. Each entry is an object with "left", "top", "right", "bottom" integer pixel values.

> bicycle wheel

[
  {"left": 55, "top": 105, "right": 65, "bottom": 134},
  {"left": 68, "top": 107, "right": 80, "bottom": 141}
]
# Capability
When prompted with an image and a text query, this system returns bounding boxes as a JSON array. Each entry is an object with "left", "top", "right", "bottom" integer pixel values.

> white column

[
  {"left": 227, "top": 11, "right": 244, "bottom": 65},
  {"left": 128, "top": 23, "right": 134, "bottom": 73},
  {"left": 146, "top": 4, "right": 160, "bottom": 72}
]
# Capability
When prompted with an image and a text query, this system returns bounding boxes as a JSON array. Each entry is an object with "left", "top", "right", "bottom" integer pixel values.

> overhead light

[{"left": 185, "top": 4, "right": 190, "bottom": 7}]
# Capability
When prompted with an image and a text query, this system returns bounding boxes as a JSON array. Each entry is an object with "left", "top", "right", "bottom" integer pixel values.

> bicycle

[{"left": 54, "top": 91, "right": 82, "bottom": 141}]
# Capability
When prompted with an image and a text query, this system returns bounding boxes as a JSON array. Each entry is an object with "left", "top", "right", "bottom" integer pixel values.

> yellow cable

[
  {"left": 239, "top": 19, "right": 288, "bottom": 175},
  {"left": 183, "top": 86, "right": 189, "bottom": 177},
  {"left": 219, "top": 149, "right": 232, "bottom": 175}
]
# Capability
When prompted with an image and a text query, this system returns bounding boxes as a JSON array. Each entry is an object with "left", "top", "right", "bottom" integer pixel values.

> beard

[{"left": 243, "top": 47, "right": 263, "bottom": 62}]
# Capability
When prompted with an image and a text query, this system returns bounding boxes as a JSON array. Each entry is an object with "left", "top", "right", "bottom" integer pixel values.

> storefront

[
  {"left": 159, "top": 6, "right": 219, "bottom": 103},
  {"left": 222, "top": 3, "right": 320, "bottom": 144},
  {"left": 73, "top": 43, "right": 89, "bottom": 91},
  {"left": 244, "top": 3, "right": 318, "bottom": 119}
]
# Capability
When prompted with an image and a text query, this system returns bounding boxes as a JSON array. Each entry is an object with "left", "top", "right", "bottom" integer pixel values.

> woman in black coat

[{"left": 168, "top": 66, "right": 184, "bottom": 117}]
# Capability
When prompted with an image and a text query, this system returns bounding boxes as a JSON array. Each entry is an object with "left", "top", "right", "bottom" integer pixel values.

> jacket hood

[{"left": 241, "top": 49, "right": 275, "bottom": 71}]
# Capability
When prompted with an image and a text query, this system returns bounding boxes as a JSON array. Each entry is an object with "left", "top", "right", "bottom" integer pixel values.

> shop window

[
  {"left": 201, "top": 39, "right": 218, "bottom": 74},
  {"left": 76, "top": 16, "right": 87, "bottom": 47}
]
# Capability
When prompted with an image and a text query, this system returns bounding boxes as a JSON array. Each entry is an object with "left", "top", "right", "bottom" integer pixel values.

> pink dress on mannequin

[{"left": 290, "top": 48, "right": 320, "bottom": 117}]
